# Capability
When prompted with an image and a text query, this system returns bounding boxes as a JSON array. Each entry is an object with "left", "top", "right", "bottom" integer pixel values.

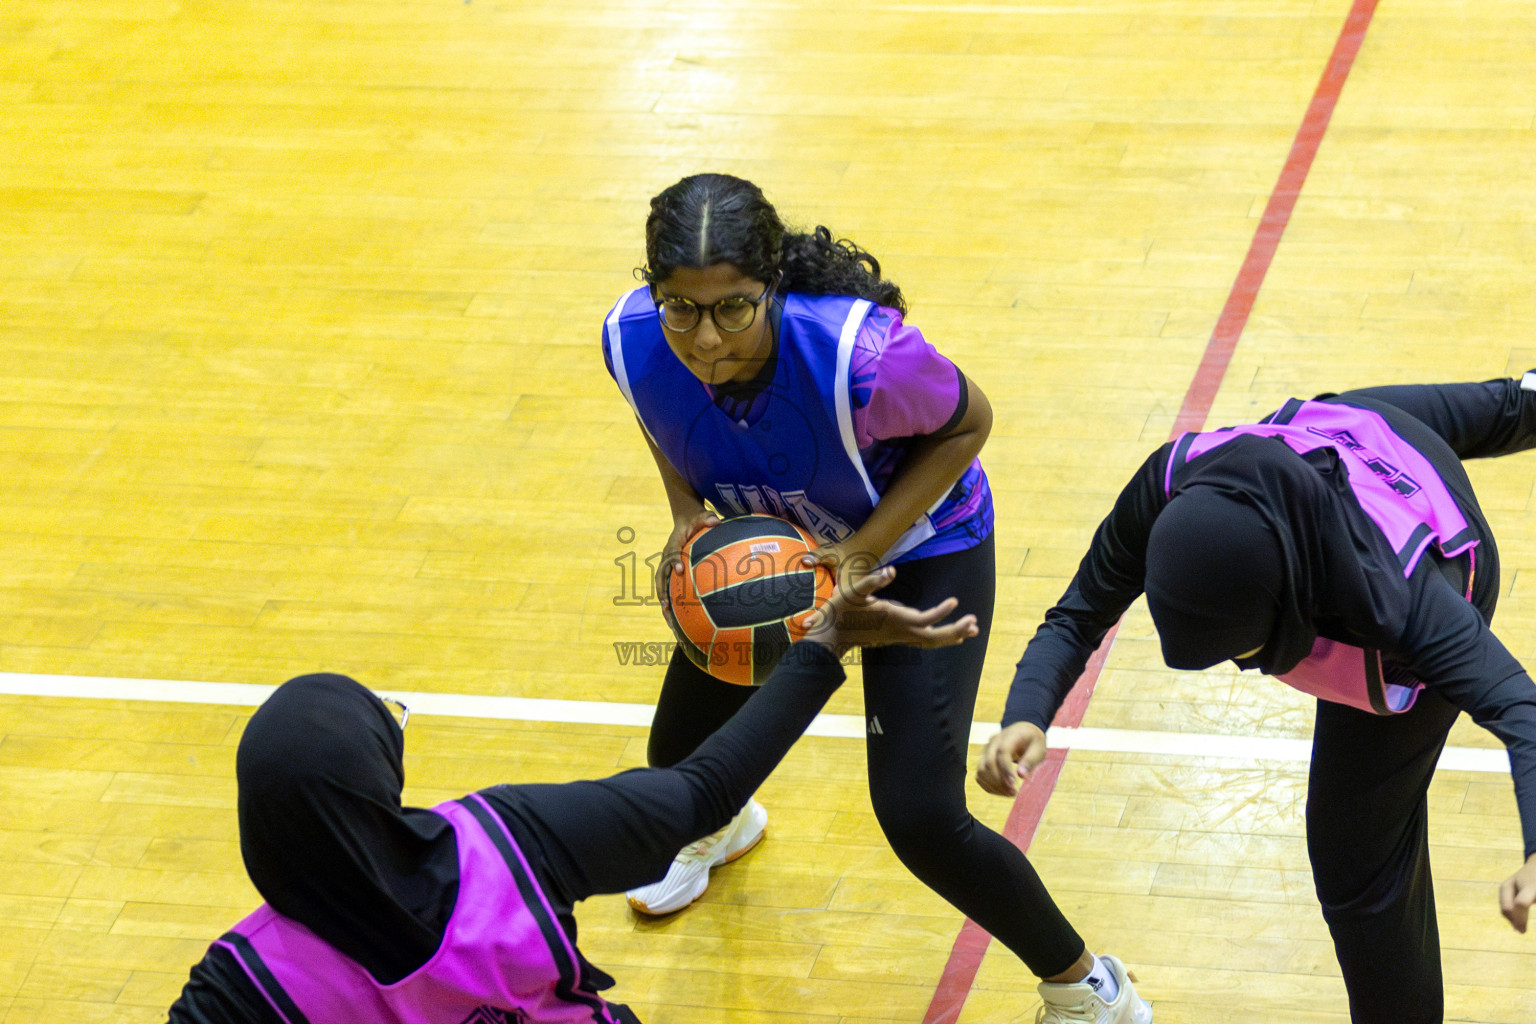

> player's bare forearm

[
  {"left": 639, "top": 418, "right": 708, "bottom": 521},
  {"left": 847, "top": 376, "right": 991, "bottom": 564}
]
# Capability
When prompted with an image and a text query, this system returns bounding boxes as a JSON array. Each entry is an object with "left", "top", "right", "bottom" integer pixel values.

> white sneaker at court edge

[
  {"left": 625, "top": 799, "right": 768, "bottom": 916},
  {"left": 1034, "top": 955, "right": 1152, "bottom": 1024}
]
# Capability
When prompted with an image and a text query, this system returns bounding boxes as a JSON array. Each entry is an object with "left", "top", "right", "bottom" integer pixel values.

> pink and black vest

[
  {"left": 214, "top": 795, "right": 630, "bottom": 1024},
  {"left": 1166, "top": 399, "right": 1478, "bottom": 715}
]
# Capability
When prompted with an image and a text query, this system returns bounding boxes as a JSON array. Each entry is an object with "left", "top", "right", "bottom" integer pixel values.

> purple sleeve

[{"left": 850, "top": 309, "right": 965, "bottom": 450}]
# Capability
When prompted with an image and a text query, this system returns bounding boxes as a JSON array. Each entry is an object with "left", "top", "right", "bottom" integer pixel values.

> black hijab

[
  {"left": 1143, "top": 434, "right": 1412, "bottom": 675},
  {"left": 1145, "top": 490, "right": 1285, "bottom": 670},
  {"left": 237, "top": 673, "right": 457, "bottom": 984}
]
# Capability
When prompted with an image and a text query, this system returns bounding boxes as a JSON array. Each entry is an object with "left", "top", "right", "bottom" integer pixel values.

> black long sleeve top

[{"left": 1003, "top": 381, "right": 1536, "bottom": 856}]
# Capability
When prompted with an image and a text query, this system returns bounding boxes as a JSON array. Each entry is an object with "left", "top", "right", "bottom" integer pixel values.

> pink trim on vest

[
  {"left": 1168, "top": 399, "right": 1475, "bottom": 574},
  {"left": 1168, "top": 400, "right": 1477, "bottom": 715},
  {"left": 1277, "top": 638, "right": 1416, "bottom": 715}
]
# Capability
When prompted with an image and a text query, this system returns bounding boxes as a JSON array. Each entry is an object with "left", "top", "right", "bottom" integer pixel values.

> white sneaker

[
  {"left": 1034, "top": 955, "right": 1152, "bottom": 1024},
  {"left": 626, "top": 799, "right": 768, "bottom": 916}
]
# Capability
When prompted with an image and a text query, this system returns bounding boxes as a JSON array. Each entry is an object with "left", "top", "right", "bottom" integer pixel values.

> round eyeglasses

[
  {"left": 655, "top": 282, "right": 775, "bottom": 334},
  {"left": 379, "top": 696, "right": 410, "bottom": 731}
]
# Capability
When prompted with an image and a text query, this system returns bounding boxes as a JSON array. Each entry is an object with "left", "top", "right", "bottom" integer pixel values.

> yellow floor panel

[{"left": 6, "top": 0, "right": 1536, "bottom": 1020}]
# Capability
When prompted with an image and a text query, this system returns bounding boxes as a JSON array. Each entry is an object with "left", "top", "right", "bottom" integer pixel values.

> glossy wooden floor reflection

[{"left": 6, "top": 0, "right": 1536, "bottom": 1021}]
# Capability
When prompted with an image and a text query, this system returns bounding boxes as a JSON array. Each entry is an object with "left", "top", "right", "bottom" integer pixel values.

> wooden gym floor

[{"left": 4, "top": 0, "right": 1536, "bottom": 1021}]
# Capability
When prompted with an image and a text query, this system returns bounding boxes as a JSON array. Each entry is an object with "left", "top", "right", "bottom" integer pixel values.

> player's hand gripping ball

[{"left": 666, "top": 514, "right": 836, "bottom": 685}]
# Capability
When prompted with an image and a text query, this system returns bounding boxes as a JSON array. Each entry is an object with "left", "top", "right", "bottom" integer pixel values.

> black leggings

[
  {"left": 650, "top": 535, "right": 1087, "bottom": 978},
  {"left": 1307, "top": 382, "right": 1516, "bottom": 1024}
]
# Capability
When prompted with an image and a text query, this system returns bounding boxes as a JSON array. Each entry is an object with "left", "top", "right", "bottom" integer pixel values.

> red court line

[{"left": 921, "top": 1, "right": 1380, "bottom": 1020}]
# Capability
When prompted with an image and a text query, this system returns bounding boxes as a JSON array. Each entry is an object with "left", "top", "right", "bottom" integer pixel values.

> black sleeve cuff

[{"left": 934, "top": 367, "right": 970, "bottom": 437}]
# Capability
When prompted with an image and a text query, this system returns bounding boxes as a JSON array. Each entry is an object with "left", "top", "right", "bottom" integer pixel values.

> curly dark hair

[{"left": 640, "top": 173, "right": 907, "bottom": 315}]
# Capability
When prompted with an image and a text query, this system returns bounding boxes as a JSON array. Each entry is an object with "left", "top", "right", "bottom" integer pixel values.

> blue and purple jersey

[{"left": 603, "top": 287, "right": 991, "bottom": 563}]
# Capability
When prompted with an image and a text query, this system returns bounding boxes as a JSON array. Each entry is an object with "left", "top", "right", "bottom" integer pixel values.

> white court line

[{"left": 0, "top": 671, "right": 1511, "bottom": 774}]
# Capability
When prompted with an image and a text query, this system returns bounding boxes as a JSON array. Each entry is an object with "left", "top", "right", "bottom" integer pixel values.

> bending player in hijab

[
  {"left": 168, "top": 566, "right": 977, "bottom": 1024},
  {"left": 979, "top": 372, "right": 1536, "bottom": 1024}
]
